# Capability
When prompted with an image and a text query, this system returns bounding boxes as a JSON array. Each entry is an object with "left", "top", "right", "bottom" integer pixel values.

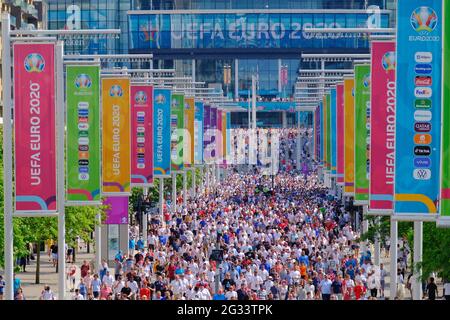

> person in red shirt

[
  {"left": 167, "top": 262, "right": 176, "bottom": 281},
  {"left": 139, "top": 282, "right": 150, "bottom": 300},
  {"left": 80, "top": 260, "right": 90, "bottom": 279},
  {"left": 354, "top": 280, "right": 366, "bottom": 300}
]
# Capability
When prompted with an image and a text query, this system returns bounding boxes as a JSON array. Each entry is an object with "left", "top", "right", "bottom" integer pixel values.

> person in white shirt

[
  {"left": 40, "top": 285, "right": 55, "bottom": 300},
  {"left": 72, "top": 289, "right": 84, "bottom": 300},
  {"left": 250, "top": 271, "right": 263, "bottom": 292},
  {"left": 196, "top": 283, "right": 212, "bottom": 300},
  {"left": 102, "top": 270, "right": 114, "bottom": 288},
  {"left": 225, "top": 285, "right": 238, "bottom": 300}
]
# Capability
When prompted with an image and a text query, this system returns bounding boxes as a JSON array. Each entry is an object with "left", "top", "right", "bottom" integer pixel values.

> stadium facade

[{"left": 47, "top": 0, "right": 395, "bottom": 127}]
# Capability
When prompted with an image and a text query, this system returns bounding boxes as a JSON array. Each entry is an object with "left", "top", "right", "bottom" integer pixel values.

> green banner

[
  {"left": 66, "top": 65, "right": 101, "bottom": 203},
  {"left": 171, "top": 93, "right": 185, "bottom": 171},
  {"left": 440, "top": 0, "right": 450, "bottom": 218},
  {"left": 326, "top": 94, "right": 331, "bottom": 171},
  {"left": 354, "top": 64, "right": 370, "bottom": 203}
]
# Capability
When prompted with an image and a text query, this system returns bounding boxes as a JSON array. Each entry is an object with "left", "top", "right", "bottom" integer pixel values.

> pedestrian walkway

[{"left": 0, "top": 245, "right": 95, "bottom": 300}]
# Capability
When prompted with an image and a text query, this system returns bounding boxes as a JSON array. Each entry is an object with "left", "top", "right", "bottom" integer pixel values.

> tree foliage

[{"left": 0, "top": 125, "right": 106, "bottom": 269}]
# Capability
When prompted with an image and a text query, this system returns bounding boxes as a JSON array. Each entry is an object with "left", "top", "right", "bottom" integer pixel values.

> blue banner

[
  {"left": 226, "top": 112, "right": 231, "bottom": 164},
  {"left": 129, "top": 12, "right": 389, "bottom": 50},
  {"left": 394, "top": 0, "right": 442, "bottom": 215},
  {"left": 319, "top": 101, "right": 324, "bottom": 165},
  {"left": 210, "top": 107, "right": 218, "bottom": 162},
  {"left": 153, "top": 88, "right": 171, "bottom": 177},
  {"left": 194, "top": 101, "right": 204, "bottom": 165},
  {"left": 330, "top": 88, "right": 337, "bottom": 175}
]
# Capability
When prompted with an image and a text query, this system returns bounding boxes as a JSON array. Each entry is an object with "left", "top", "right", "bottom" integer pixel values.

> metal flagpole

[
  {"left": 183, "top": 171, "right": 187, "bottom": 208},
  {"left": 172, "top": 172, "right": 177, "bottom": 213},
  {"left": 413, "top": 221, "right": 423, "bottom": 300},
  {"left": 159, "top": 178, "right": 164, "bottom": 226},
  {"left": 191, "top": 168, "right": 196, "bottom": 198},
  {"left": 374, "top": 217, "right": 381, "bottom": 266},
  {"left": 2, "top": 12, "right": 14, "bottom": 300},
  {"left": 56, "top": 41, "right": 67, "bottom": 299},
  {"left": 390, "top": 219, "right": 398, "bottom": 299},
  {"left": 142, "top": 188, "right": 148, "bottom": 248}
]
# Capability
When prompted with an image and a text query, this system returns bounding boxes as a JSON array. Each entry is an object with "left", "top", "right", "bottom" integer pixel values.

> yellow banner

[
  {"left": 323, "top": 95, "right": 328, "bottom": 169},
  {"left": 344, "top": 78, "right": 355, "bottom": 194},
  {"left": 102, "top": 77, "right": 131, "bottom": 195},
  {"left": 222, "top": 111, "right": 227, "bottom": 164},
  {"left": 184, "top": 97, "right": 195, "bottom": 167}
]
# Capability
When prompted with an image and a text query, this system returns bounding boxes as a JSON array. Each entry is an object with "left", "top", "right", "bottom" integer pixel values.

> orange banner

[
  {"left": 102, "top": 77, "right": 131, "bottom": 195},
  {"left": 344, "top": 77, "right": 355, "bottom": 194},
  {"left": 184, "top": 97, "right": 195, "bottom": 167}
]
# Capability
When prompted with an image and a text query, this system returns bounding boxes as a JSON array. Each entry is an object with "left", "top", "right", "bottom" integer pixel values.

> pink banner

[
  {"left": 104, "top": 196, "right": 129, "bottom": 224},
  {"left": 369, "top": 41, "right": 396, "bottom": 211},
  {"left": 336, "top": 84, "right": 345, "bottom": 184},
  {"left": 14, "top": 43, "right": 56, "bottom": 211},
  {"left": 217, "top": 109, "right": 223, "bottom": 165},
  {"left": 131, "top": 85, "right": 153, "bottom": 186}
]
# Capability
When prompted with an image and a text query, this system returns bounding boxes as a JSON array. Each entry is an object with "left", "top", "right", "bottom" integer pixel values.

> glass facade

[
  {"left": 47, "top": 0, "right": 395, "bottom": 127},
  {"left": 133, "top": 0, "right": 386, "bottom": 10},
  {"left": 129, "top": 12, "right": 389, "bottom": 50},
  {"left": 47, "top": 0, "right": 131, "bottom": 54}
]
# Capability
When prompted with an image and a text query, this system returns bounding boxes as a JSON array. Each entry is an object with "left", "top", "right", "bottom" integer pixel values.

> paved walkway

[{"left": 1, "top": 245, "right": 95, "bottom": 300}]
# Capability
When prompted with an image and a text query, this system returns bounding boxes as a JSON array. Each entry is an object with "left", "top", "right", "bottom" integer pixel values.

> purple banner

[
  {"left": 210, "top": 107, "right": 217, "bottom": 160},
  {"left": 104, "top": 196, "right": 129, "bottom": 224}
]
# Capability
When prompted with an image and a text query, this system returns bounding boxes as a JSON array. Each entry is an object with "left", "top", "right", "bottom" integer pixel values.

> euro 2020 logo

[
  {"left": 155, "top": 94, "right": 166, "bottom": 104},
  {"left": 382, "top": 51, "right": 396, "bottom": 71},
  {"left": 24, "top": 53, "right": 45, "bottom": 73},
  {"left": 410, "top": 7, "right": 438, "bottom": 34},
  {"left": 75, "top": 74, "right": 92, "bottom": 89},
  {"left": 135, "top": 91, "right": 147, "bottom": 105},
  {"left": 363, "top": 74, "right": 371, "bottom": 88},
  {"left": 109, "top": 85, "right": 123, "bottom": 97}
]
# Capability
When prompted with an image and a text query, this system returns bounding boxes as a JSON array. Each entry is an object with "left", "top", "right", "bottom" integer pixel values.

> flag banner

[
  {"left": 394, "top": 0, "right": 442, "bottom": 215},
  {"left": 354, "top": 64, "right": 371, "bottom": 204},
  {"left": 319, "top": 102, "right": 324, "bottom": 165},
  {"left": 326, "top": 94, "right": 331, "bottom": 172},
  {"left": 440, "top": 0, "right": 450, "bottom": 221},
  {"left": 210, "top": 107, "right": 218, "bottom": 164},
  {"left": 14, "top": 43, "right": 57, "bottom": 212},
  {"left": 369, "top": 41, "right": 396, "bottom": 212},
  {"left": 217, "top": 109, "right": 223, "bottom": 165},
  {"left": 102, "top": 77, "right": 131, "bottom": 196},
  {"left": 203, "top": 105, "right": 212, "bottom": 163},
  {"left": 153, "top": 88, "right": 171, "bottom": 177},
  {"left": 131, "top": 85, "right": 153, "bottom": 187},
  {"left": 330, "top": 88, "right": 337, "bottom": 176},
  {"left": 221, "top": 111, "right": 227, "bottom": 165},
  {"left": 184, "top": 97, "right": 195, "bottom": 168},
  {"left": 104, "top": 196, "right": 129, "bottom": 225},
  {"left": 194, "top": 101, "right": 204, "bottom": 165},
  {"left": 323, "top": 97, "right": 328, "bottom": 170},
  {"left": 66, "top": 65, "right": 101, "bottom": 204},
  {"left": 337, "top": 83, "right": 345, "bottom": 185},
  {"left": 171, "top": 93, "right": 185, "bottom": 172},
  {"left": 226, "top": 112, "right": 231, "bottom": 165},
  {"left": 344, "top": 77, "right": 356, "bottom": 195}
]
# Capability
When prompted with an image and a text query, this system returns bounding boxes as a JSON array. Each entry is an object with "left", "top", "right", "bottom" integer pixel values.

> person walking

[
  {"left": 425, "top": 277, "right": 438, "bottom": 300},
  {"left": 443, "top": 279, "right": 450, "bottom": 300}
]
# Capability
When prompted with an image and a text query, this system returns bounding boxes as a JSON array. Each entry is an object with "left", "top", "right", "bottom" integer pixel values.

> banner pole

[
  {"left": 142, "top": 188, "right": 148, "bottom": 248},
  {"left": 2, "top": 12, "right": 14, "bottom": 301},
  {"left": 191, "top": 168, "right": 196, "bottom": 198},
  {"left": 159, "top": 178, "right": 164, "bottom": 226},
  {"left": 183, "top": 170, "right": 187, "bottom": 208},
  {"left": 413, "top": 221, "right": 423, "bottom": 300},
  {"left": 390, "top": 218, "right": 398, "bottom": 299},
  {"left": 56, "top": 41, "right": 67, "bottom": 299},
  {"left": 374, "top": 216, "right": 381, "bottom": 266},
  {"left": 172, "top": 172, "right": 177, "bottom": 213}
]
